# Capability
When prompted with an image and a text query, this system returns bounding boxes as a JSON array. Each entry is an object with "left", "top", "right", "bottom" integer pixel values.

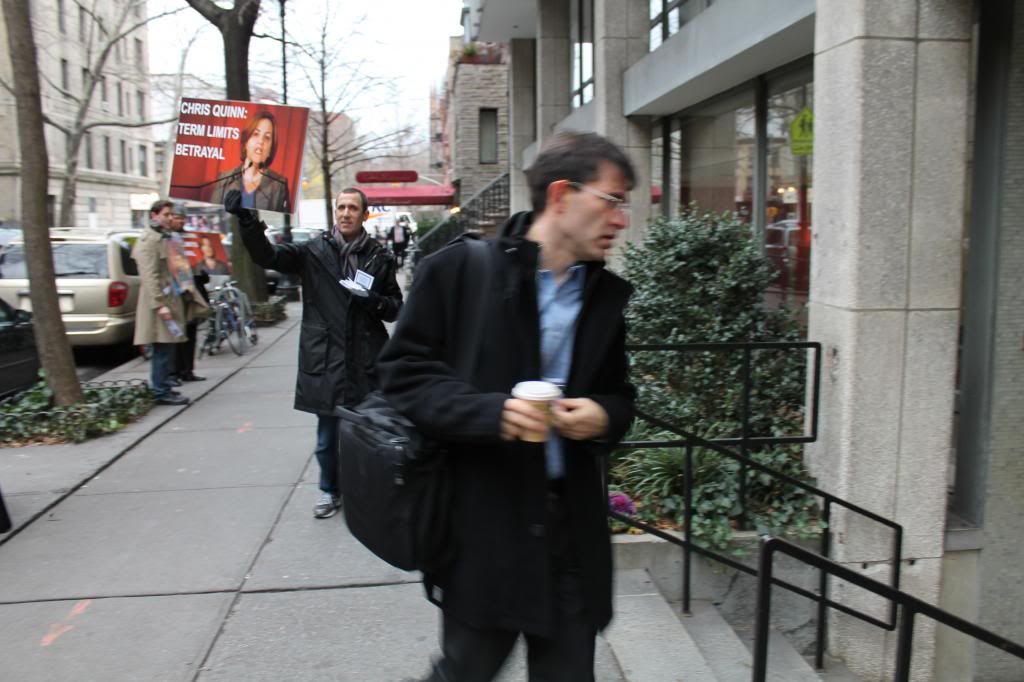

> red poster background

[
  {"left": 181, "top": 231, "right": 232, "bottom": 274},
  {"left": 169, "top": 97, "right": 309, "bottom": 214}
]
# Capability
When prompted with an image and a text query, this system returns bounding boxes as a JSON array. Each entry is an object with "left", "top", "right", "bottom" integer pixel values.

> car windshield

[{"left": 0, "top": 243, "right": 109, "bottom": 279}]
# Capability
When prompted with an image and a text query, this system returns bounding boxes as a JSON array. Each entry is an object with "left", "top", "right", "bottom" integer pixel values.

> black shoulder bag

[{"left": 334, "top": 239, "right": 491, "bottom": 572}]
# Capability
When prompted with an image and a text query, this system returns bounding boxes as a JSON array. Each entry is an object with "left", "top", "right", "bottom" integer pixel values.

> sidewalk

[{"left": 0, "top": 302, "right": 626, "bottom": 681}]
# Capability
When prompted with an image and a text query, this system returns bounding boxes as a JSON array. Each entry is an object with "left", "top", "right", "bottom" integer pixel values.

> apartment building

[
  {"left": 0, "top": 0, "right": 159, "bottom": 229},
  {"left": 464, "top": 0, "right": 1023, "bottom": 679}
]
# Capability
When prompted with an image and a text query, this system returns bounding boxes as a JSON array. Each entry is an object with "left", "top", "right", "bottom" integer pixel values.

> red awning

[{"left": 355, "top": 184, "right": 456, "bottom": 206}]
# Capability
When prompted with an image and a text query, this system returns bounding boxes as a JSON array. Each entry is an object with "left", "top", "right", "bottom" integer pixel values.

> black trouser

[
  {"left": 174, "top": 320, "right": 199, "bottom": 376},
  {"left": 424, "top": 488, "right": 596, "bottom": 682},
  {"left": 393, "top": 242, "right": 407, "bottom": 266}
]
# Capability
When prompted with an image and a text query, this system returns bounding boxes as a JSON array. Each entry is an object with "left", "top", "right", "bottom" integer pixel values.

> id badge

[{"left": 354, "top": 269, "right": 374, "bottom": 290}]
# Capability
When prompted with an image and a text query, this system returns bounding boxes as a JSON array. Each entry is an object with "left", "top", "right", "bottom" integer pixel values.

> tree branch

[
  {"left": 183, "top": 0, "right": 224, "bottom": 26},
  {"left": 80, "top": 115, "right": 178, "bottom": 132}
]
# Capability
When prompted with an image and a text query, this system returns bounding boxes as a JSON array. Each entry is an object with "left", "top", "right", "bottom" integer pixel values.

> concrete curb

[{"left": 0, "top": 308, "right": 302, "bottom": 544}]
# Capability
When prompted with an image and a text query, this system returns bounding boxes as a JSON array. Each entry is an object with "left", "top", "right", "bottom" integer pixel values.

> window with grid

[
  {"left": 57, "top": 0, "right": 66, "bottom": 34},
  {"left": 649, "top": 0, "right": 713, "bottom": 51},
  {"left": 138, "top": 144, "right": 147, "bottom": 177},
  {"left": 570, "top": 0, "right": 594, "bottom": 108},
  {"left": 60, "top": 59, "right": 69, "bottom": 97},
  {"left": 479, "top": 109, "right": 498, "bottom": 164},
  {"left": 136, "top": 91, "right": 145, "bottom": 120},
  {"left": 84, "top": 132, "right": 93, "bottom": 169}
]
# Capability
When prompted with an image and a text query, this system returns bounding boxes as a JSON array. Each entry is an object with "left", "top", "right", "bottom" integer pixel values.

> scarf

[{"left": 334, "top": 227, "right": 368, "bottom": 279}]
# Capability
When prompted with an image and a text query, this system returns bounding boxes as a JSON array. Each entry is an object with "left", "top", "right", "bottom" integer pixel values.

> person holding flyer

[
  {"left": 131, "top": 200, "right": 192, "bottom": 405},
  {"left": 225, "top": 186, "right": 403, "bottom": 519},
  {"left": 209, "top": 110, "right": 291, "bottom": 213}
]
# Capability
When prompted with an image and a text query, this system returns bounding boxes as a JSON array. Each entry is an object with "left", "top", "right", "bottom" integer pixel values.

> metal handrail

[
  {"left": 415, "top": 172, "right": 511, "bottom": 261},
  {"left": 614, "top": 341, "right": 903, "bottom": 670},
  {"left": 753, "top": 537, "right": 1024, "bottom": 681}
]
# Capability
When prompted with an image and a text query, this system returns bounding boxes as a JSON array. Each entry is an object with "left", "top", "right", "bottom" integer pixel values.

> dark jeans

[
  {"left": 174, "top": 320, "right": 199, "bottom": 376},
  {"left": 423, "top": 490, "right": 596, "bottom": 682},
  {"left": 150, "top": 343, "right": 177, "bottom": 398},
  {"left": 393, "top": 242, "right": 407, "bottom": 266},
  {"left": 315, "top": 415, "right": 340, "bottom": 496}
]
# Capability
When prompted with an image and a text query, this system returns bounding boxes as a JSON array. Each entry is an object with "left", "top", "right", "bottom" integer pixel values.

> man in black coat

[
  {"left": 225, "top": 187, "right": 402, "bottom": 519},
  {"left": 378, "top": 132, "right": 636, "bottom": 681}
]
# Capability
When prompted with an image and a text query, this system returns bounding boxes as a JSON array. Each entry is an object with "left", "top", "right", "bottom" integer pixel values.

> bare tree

[
  {"left": 292, "top": 5, "right": 418, "bottom": 228},
  {"left": 22, "top": 0, "right": 183, "bottom": 227},
  {"left": 2, "top": 0, "right": 82, "bottom": 404},
  {"left": 184, "top": 0, "right": 267, "bottom": 302},
  {"left": 155, "top": 33, "right": 205, "bottom": 196}
]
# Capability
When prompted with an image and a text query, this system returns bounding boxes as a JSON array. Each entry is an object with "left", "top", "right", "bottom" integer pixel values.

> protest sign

[
  {"left": 181, "top": 231, "right": 231, "bottom": 275},
  {"left": 169, "top": 98, "right": 309, "bottom": 215}
]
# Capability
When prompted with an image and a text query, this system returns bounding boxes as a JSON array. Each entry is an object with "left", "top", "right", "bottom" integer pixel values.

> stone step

[
  {"left": 676, "top": 600, "right": 822, "bottom": 682},
  {"left": 606, "top": 569, "right": 718, "bottom": 681}
]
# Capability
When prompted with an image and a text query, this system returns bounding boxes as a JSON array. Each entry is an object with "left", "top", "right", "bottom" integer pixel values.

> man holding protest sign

[{"left": 225, "top": 187, "right": 403, "bottom": 519}]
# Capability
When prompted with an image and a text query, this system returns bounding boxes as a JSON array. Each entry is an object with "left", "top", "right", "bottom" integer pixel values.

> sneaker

[
  {"left": 313, "top": 492, "right": 341, "bottom": 519},
  {"left": 167, "top": 377, "right": 183, "bottom": 387},
  {"left": 181, "top": 373, "right": 207, "bottom": 382},
  {"left": 155, "top": 393, "right": 189, "bottom": 406}
]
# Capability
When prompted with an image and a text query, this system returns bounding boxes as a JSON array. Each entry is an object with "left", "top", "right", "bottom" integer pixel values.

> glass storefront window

[
  {"left": 651, "top": 124, "right": 664, "bottom": 214},
  {"left": 678, "top": 90, "right": 756, "bottom": 222},
  {"left": 765, "top": 78, "right": 813, "bottom": 295}
]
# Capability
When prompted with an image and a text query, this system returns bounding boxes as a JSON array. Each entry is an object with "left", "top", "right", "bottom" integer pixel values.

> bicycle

[{"left": 198, "top": 280, "right": 258, "bottom": 357}]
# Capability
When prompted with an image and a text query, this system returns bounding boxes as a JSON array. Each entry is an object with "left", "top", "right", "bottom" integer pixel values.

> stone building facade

[
  {"left": 0, "top": 0, "right": 159, "bottom": 230},
  {"left": 465, "top": 0, "right": 1024, "bottom": 679},
  {"left": 436, "top": 42, "right": 509, "bottom": 204}
]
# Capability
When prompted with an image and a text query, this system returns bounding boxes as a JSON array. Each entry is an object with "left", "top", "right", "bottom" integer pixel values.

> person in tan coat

[{"left": 132, "top": 199, "right": 193, "bottom": 405}]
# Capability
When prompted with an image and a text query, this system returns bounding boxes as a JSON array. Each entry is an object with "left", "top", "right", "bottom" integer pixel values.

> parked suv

[{"left": 0, "top": 228, "right": 141, "bottom": 347}]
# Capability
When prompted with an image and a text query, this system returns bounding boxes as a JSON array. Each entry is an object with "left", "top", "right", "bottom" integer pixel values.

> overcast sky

[{"left": 147, "top": 0, "right": 465, "bottom": 135}]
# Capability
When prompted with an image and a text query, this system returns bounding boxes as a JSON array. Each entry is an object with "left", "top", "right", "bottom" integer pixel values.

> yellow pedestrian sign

[{"left": 790, "top": 107, "right": 814, "bottom": 156}]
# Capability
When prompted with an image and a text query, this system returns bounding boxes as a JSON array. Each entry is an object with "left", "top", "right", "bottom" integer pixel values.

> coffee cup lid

[{"left": 512, "top": 380, "right": 563, "bottom": 401}]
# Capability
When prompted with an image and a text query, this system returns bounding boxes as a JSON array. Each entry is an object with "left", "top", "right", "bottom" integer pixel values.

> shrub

[
  {"left": 614, "top": 208, "right": 819, "bottom": 550},
  {"left": 0, "top": 376, "right": 153, "bottom": 445}
]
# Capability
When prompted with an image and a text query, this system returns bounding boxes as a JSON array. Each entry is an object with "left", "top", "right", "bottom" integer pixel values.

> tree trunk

[
  {"left": 3, "top": 0, "right": 83, "bottom": 405},
  {"left": 321, "top": 156, "right": 333, "bottom": 231},
  {"left": 59, "top": 132, "right": 82, "bottom": 226},
  {"left": 221, "top": 9, "right": 267, "bottom": 303}
]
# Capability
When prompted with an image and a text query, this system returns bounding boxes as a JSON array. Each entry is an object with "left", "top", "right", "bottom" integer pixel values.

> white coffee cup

[{"left": 511, "top": 380, "right": 563, "bottom": 442}]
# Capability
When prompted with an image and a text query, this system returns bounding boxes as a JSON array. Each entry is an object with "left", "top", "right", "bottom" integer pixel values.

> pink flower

[{"left": 608, "top": 491, "right": 635, "bottom": 515}]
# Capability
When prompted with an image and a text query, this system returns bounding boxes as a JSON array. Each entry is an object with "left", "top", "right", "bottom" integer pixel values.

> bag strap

[{"left": 453, "top": 238, "right": 492, "bottom": 379}]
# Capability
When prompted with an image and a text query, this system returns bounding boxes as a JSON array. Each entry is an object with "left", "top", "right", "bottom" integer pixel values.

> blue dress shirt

[{"left": 537, "top": 264, "right": 585, "bottom": 479}]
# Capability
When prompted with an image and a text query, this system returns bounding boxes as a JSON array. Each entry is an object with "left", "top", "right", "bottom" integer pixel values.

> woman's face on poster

[
  {"left": 200, "top": 237, "right": 215, "bottom": 258},
  {"left": 246, "top": 118, "right": 274, "bottom": 168}
]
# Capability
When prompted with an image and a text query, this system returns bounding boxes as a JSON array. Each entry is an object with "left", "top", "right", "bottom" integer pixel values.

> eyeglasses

[{"left": 567, "top": 182, "right": 629, "bottom": 211}]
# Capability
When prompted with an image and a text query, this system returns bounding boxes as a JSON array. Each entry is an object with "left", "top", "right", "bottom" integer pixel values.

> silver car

[{"left": 0, "top": 228, "right": 141, "bottom": 347}]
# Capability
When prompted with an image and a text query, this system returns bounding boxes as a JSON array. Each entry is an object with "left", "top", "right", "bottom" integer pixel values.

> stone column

[
  {"left": 536, "top": 0, "right": 571, "bottom": 144},
  {"left": 509, "top": 38, "right": 536, "bottom": 213},
  {"left": 593, "top": 0, "right": 651, "bottom": 256},
  {"left": 808, "top": 1, "right": 972, "bottom": 679}
]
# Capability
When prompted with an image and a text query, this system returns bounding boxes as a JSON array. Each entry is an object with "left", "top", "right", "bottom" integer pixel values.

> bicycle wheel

[{"left": 225, "top": 302, "right": 247, "bottom": 355}]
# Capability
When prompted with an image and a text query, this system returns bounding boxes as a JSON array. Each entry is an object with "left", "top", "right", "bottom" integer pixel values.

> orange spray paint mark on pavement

[{"left": 40, "top": 599, "right": 92, "bottom": 647}]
